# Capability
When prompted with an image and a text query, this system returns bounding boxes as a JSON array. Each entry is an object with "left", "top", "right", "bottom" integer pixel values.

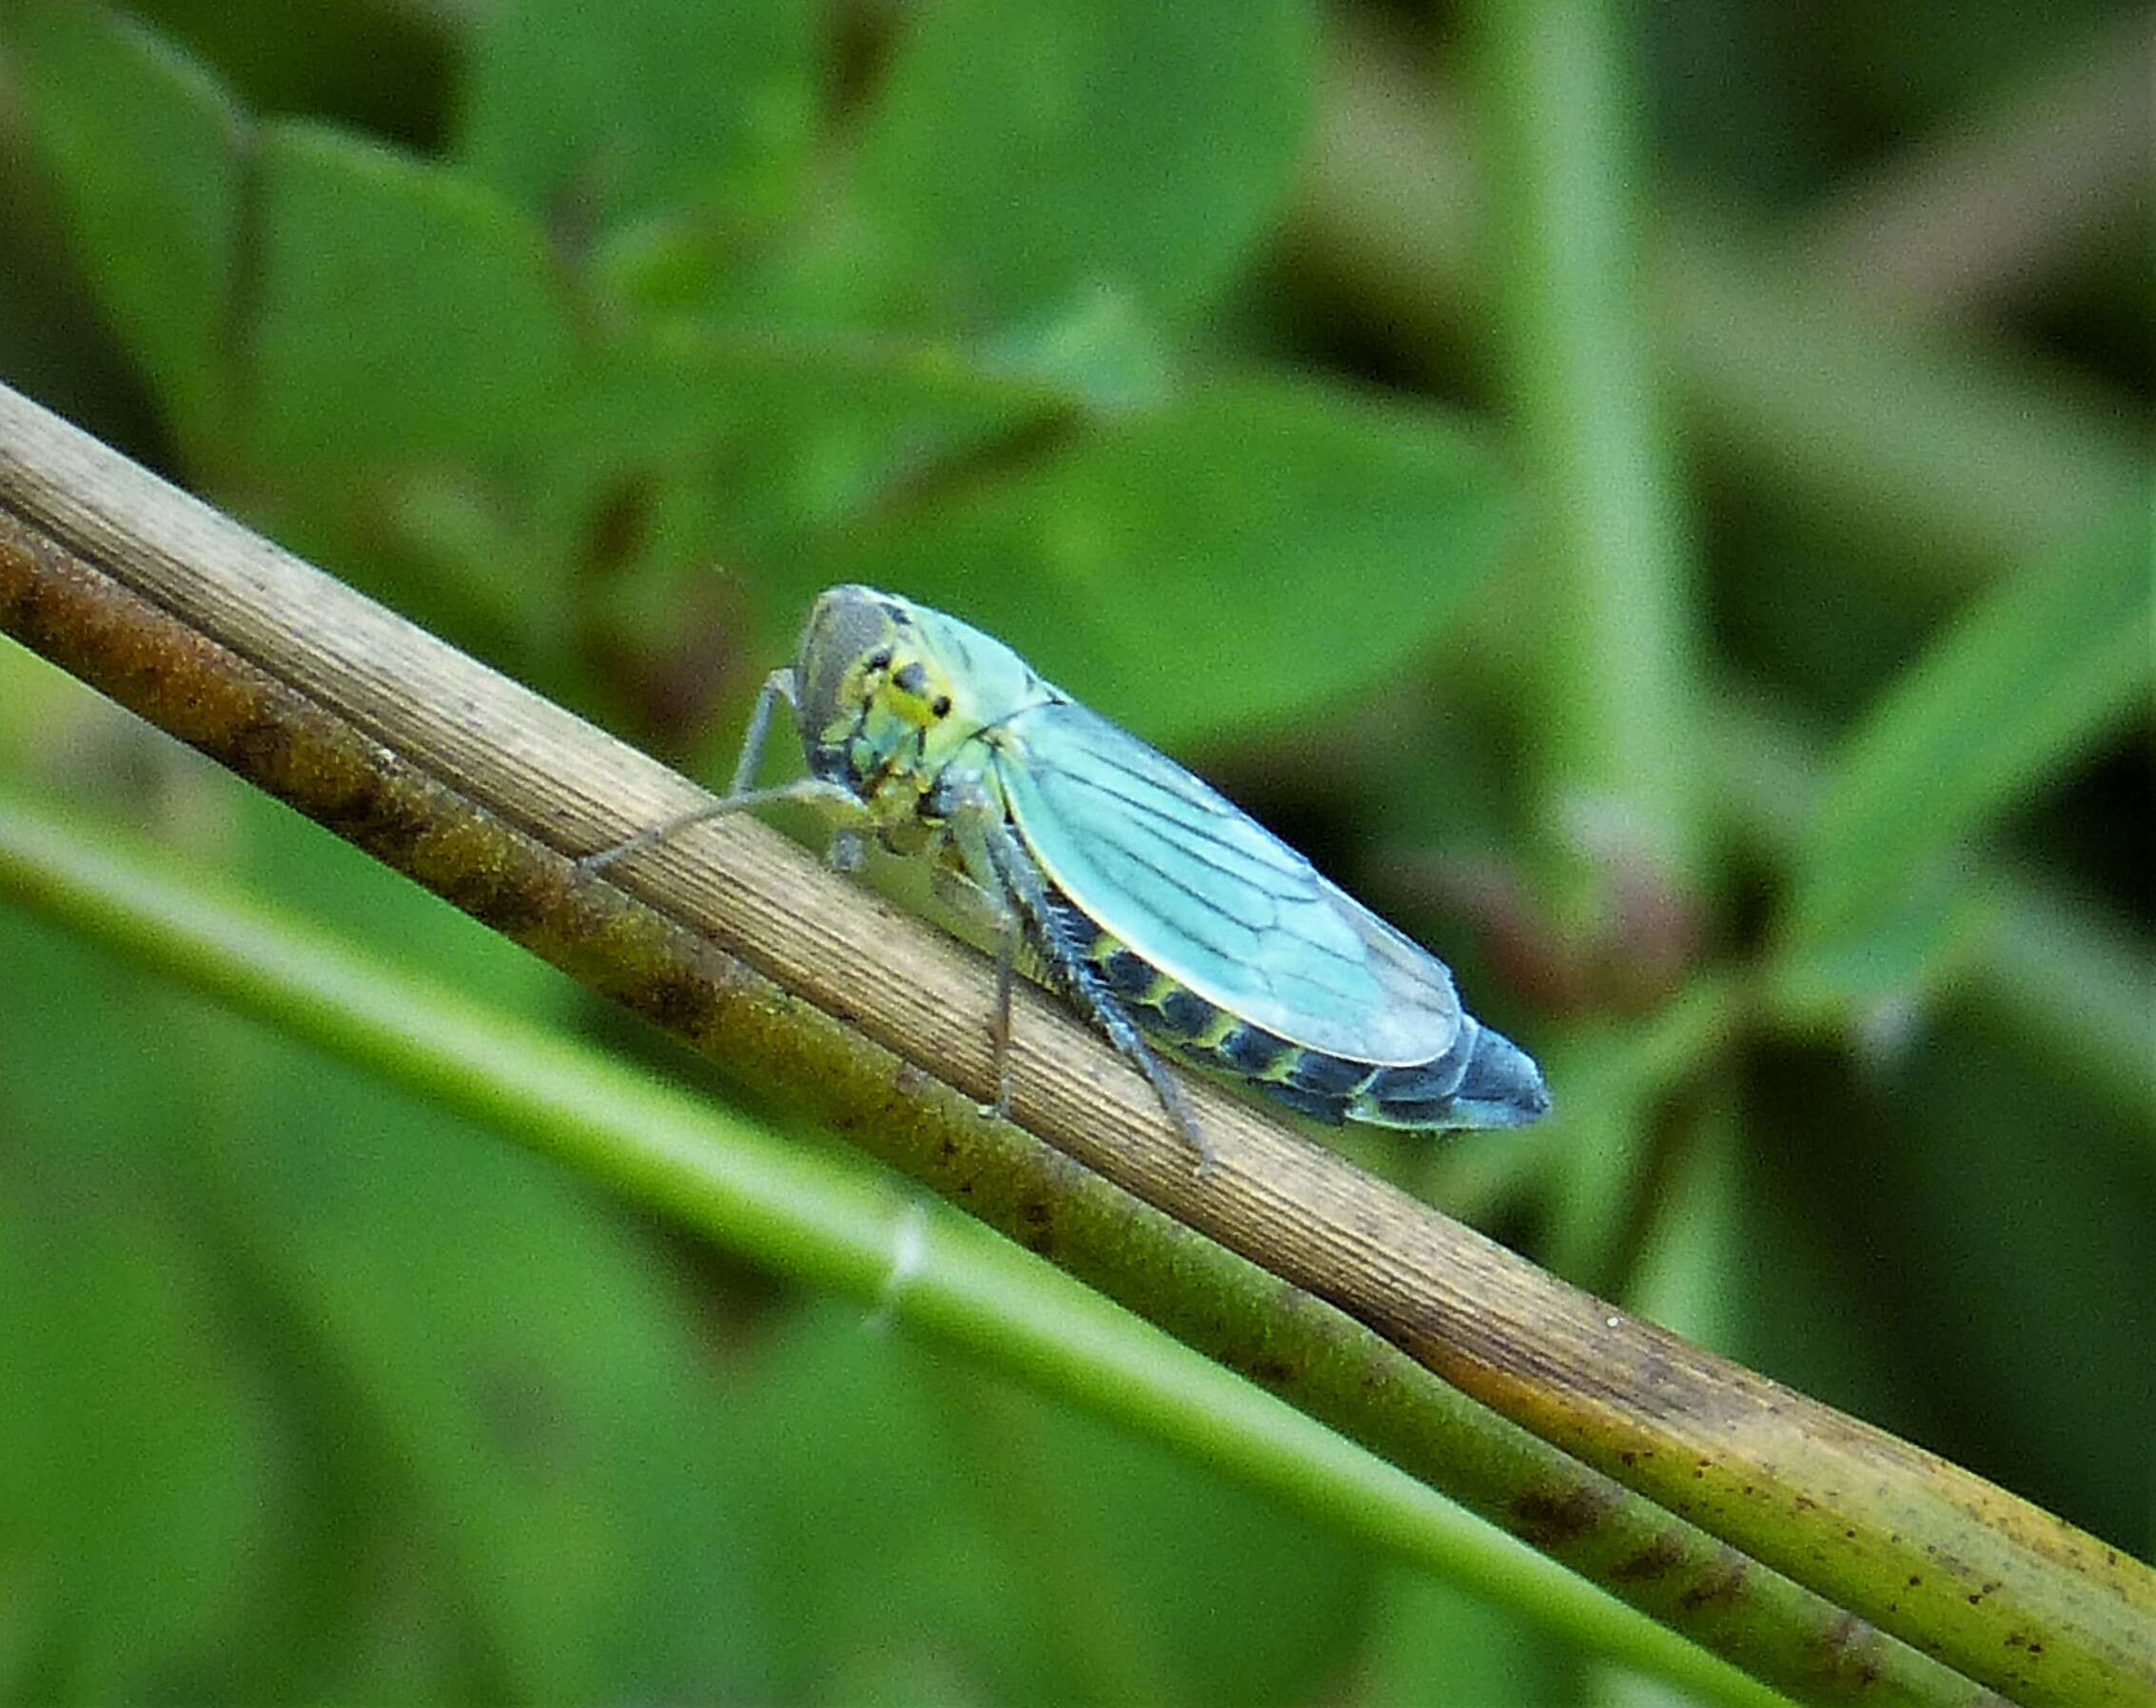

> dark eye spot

[
  {"left": 864, "top": 648, "right": 892, "bottom": 672},
  {"left": 893, "top": 660, "right": 929, "bottom": 695},
  {"left": 931, "top": 695, "right": 952, "bottom": 717}
]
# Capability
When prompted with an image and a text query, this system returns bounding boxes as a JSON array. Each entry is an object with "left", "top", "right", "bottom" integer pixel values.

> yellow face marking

[{"left": 884, "top": 657, "right": 957, "bottom": 730}]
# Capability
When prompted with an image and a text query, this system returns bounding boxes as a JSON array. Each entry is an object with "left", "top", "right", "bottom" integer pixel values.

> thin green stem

[
  {"left": 0, "top": 779, "right": 1791, "bottom": 1708},
  {"left": 1471, "top": 0, "right": 1702, "bottom": 891}
]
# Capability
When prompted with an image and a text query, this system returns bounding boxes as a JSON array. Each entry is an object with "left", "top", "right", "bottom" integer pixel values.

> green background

[{"left": 1, "top": 1, "right": 2147, "bottom": 1702}]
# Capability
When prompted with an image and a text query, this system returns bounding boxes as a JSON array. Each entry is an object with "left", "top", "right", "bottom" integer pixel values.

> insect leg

[
  {"left": 920, "top": 854, "right": 1025, "bottom": 1120},
  {"left": 827, "top": 827, "right": 868, "bottom": 874},
  {"left": 949, "top": 795, "right": 1210, "bottom": 1170},
  {"left": 917, "top": 860, "right": 1027, "bottom": 1119},
  {"left": 990, "top": 904, "right": 1027, "bottom": 1121},
  {"left": 578, "top": 669, "right": 863, "bottom": 873},
  {"left": 727, "top": 668, "right": 800, "bottom": 795}
]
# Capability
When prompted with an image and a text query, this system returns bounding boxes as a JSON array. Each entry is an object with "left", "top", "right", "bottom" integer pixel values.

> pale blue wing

[{"left": 991, "top": 699, "right": 1461, "bottom": 1065}]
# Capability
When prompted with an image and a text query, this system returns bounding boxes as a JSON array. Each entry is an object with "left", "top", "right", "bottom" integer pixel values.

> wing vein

[{"left": 998, "top": 703, "right": 1461, "bottom": 1061}]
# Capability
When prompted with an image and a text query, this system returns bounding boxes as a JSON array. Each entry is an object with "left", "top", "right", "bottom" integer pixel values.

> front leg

[
  {"left": 578, "top": 668, "right": 865, "bottom": 873},
  {"left": 577, "top": 776, "right": 867, "bottom": 874}
]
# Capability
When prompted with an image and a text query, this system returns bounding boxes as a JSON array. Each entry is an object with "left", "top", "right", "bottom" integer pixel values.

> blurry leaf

[
  {"left": 724, "top": 1303, "right": 1366, "bottom": 1707},
  {"left": 717, "top": 1306, "right": 1042, "bottom": 1700},
  {"left": 244, "top": 121, "right": 578, "bottom": 472},
  {"left": 0, "top": 916, "right": 281, "bottom": 1703},
  {"left": 3, "top": 0, "right": 245, "bottom": 437},
  {"left": 197, "top": 1024, "right": 761, "bottom": 1702},
  {"left": 982, "top": 284, "right": 1179, "bottom": 411},
  {"left": 1627, "top": 1101, "right": 1750, "bottom": 1350},
  {"left": 568, "top": 324, "right": 1066, "bottom": 540},
  {"left": 0, "top": 846, "right": 763, "bottom": 1702},
  {"left": 0, "top": 646, "right": 99, "bottom": 776},
  {"left": 1881, "top": 1021, "right": 2155, "bottom": 1548},
  {"left": 1738, "top": 1021, "right": 2155, "bottom": 1558},
  {"left": 1768, "top": 870, "right": 1989, "bottom": 1025},
  {"left": 819, "top": 375, "right": 1514, "bottom": 745},
  {"left": 1017, "top": 1367, "right": 1368, "bottom": 1708},
  {"left": 455, "top": 0, "right": 817, "bottom": 238},
  {"left": 0, "top": 1175, "right": 278, "bottom": 1702},
  {"left": 1784, "top": 491, "right": 2153, "bottom": 959},
  {"left": 127, "top": 0, "right": 452, "bottom": 139},
  {"left": 1359, "top": 1568, "right": 1576, "bottom": 1707},
  {"left": 1539, "top": 1066, "right": 1656, "bottom": 1298},
  {"left": 852, "top": 0, "right": 1316, "bottom": 327},
  {"left": 539, "top": 324, "right": 1068, "bottom": 660}
]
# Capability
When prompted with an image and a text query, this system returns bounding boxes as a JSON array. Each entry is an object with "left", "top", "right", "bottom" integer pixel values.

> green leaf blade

[
  {"left": 245, "top": 122, "right": 580, "bottom": 471},
  {"left": 455, "top": 0, "right": 819, "bottom": 238},
  {"left": 1785, "top": 491, "right": 2154, "bottom": 970},
  {"left": 851, "top": 0, "right": 1317, "bottom": 329},
  {"left": 4, "top": 0, "right": 245, "bottom": 439},
  {"left": 819, "top": 375, "right": 1515, "bottom": 746}
]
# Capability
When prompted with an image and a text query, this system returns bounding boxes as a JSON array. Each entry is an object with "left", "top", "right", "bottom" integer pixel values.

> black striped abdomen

[{"left": 1072, "top": 916, "right": 1546, "bottom": 1132}]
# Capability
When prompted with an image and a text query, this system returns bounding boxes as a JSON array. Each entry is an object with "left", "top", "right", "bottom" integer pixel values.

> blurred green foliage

[{"left": 0, "top": 0, "right": 2147, "bottom": 1702}]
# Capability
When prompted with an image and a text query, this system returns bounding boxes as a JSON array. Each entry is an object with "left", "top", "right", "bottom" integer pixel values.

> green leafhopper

[{"left": 582, "top": 586, "right": 1549, "bottom": 1168}]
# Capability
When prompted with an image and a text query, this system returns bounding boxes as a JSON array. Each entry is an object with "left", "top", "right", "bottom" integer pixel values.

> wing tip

[{"left": 1444, "top": 1021, "right": 1551, "bottom": 1129}]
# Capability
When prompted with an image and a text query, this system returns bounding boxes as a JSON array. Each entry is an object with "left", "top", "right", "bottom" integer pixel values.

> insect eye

[{"left": 931, "top": 694, "right": 952, "bottom": 718}]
